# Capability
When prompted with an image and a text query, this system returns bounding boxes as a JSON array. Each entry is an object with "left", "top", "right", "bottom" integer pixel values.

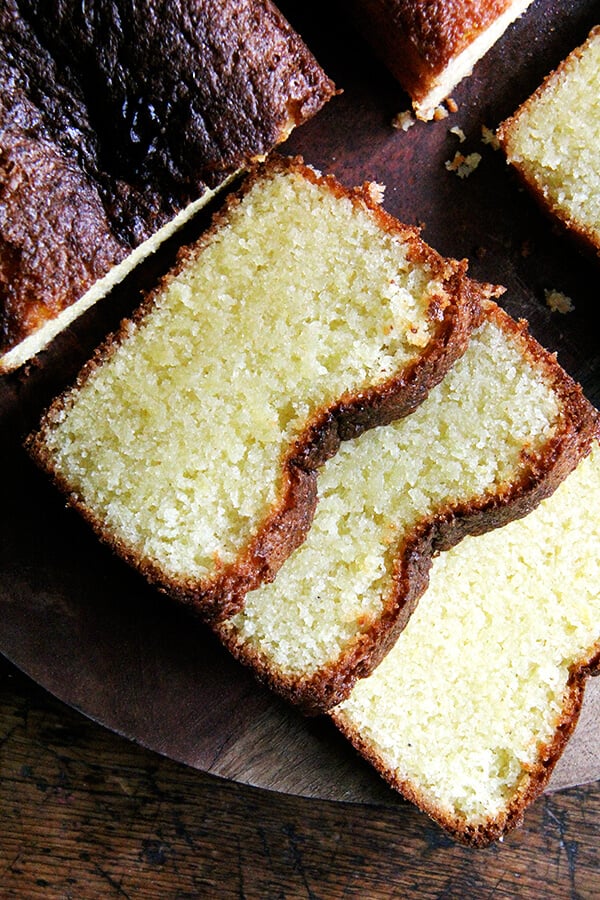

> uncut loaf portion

[
  {"left": 332, "top": 440, "right": 600, "bottom": 846},
  {"left": 27, "top": 156, "right": 484, "bottom": 621},
  {"left": 497, "top": 26, "right": 600, "bottom": 258},
  {"left": 215, "top": 301, "right": 598, "bottom": 712},
  {"left": 348, "top": 0, "right": 535, "bottom": 120},
  {"left": 0, "top": 0, "right": 335, "bottom": 373}
]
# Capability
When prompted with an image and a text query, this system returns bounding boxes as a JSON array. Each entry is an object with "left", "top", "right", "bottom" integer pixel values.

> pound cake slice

[
  {"left": 27, "top": 156, "right": 482, "bottom": 621},
  {"left": 333, "top": 440, "right": 600, "bottom": 846},
  {"left": 215, "top": 302, "right": 597, "bottom": 711},
  {"left": 348, "top": 0, "right": 534, "bottom": 120},
  {"left": 0, "top": 0, "right": 335, "bottom": 373},
  {"left": 497, "top": 26, "right": 600, "bottom": 258}
]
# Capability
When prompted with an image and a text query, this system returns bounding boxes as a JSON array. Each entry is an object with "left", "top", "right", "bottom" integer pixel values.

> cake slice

[
  {"left": 348, "top": 0, "right": 535, "bottom": 120},
  {"left": 27, "top": 156, "right": 482, "bottom": 621},
  {"left": 332, "top": 440, "right": 600, "bottom": 846},
  {"left": 0, "top": 0, "right": 335, "bottom": 373},
  {"left": 497, "top": 27, "right": 600, "bottom": 258},
  {"left": 215, "top": 302, "right": 597, "bottom": 711}
]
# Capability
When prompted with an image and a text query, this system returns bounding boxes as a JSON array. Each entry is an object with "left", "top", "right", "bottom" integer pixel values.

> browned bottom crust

[
  {"left": 348, "top": 0, "right": 531, "bottom": 114},
  {"left": 1, "top": 0, "right": 335, "bottom": 368}
]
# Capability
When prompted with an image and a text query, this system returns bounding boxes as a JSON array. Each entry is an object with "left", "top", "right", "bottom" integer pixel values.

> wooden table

[{"left": 2, "top": 655, "right": 599, "bottom": 898}]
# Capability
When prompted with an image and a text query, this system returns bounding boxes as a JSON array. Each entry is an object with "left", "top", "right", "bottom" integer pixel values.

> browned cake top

[
  {"left": 350, "top": 0, "right": 520, "bottom": 104},
  {"left": 0, "top": 0, "right": 334, "bottom": 358},
  {"left": 390, "top": 0, "right": 516, "bottom": 69}
]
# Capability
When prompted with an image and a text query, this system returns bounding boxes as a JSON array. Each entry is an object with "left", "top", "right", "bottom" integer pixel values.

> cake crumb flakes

[
  {"left": 445, "top": 151, "right": 482, "bottom": 178},
  {"left": 449, "top": 126, "right": 466, "bottom": 143},
  {"left": 446, "top": 97, "right": 458, "bottom": 113},
  {"left": 392, "top": 110, "right": 415, "bottom": 131},
  {"left": 366, "top": 181, "right": 386, "bottom": 205},
  {"left": 433, "top": 105, "right": 449, "bottom": 120},
  {"left": 481, "top": 125, "right": 500, "bottom": 150},
  {"left": 544, "top": 288, "right": 574, "bottom": 314}
]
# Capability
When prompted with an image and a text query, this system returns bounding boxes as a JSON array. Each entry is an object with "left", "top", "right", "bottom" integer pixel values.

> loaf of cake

[
  {"left": 348, "top": 0, "right": 534, "bottom": 120},
  {"left": 0, "top": 0, "right": 335, "bottom": 373},
  {"left": 332, "top": 440, "right": 600, "bottom": 845},
  {"left": 27, "top": 156, "right": 483, "bottom": 621},
  {"left": 215, "top": 302, "right": 598, "bottom": 712},
  {"left": 497, "top": 26, "right": 600, "bottom": 258}
]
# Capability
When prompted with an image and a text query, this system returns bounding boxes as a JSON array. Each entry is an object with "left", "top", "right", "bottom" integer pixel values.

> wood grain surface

[
  {"left": 1, "top": 0, "right": 600, "bottom": 894},
  {"left": 2, "top": 656, "right": 600, "bottom": 899}
]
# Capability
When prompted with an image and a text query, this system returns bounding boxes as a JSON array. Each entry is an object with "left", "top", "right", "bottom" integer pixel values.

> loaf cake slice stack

[
  {"left": 332, "top": 440, "right": 600, "bottom": 845},
  {"left": 27, "top": 156, "right": 483, "bottom": 621},
  {"left": 0, "top": 0, "right": 335, "bottom": 373},
  {"left": 497, "top": 26, "right": 600, "bottom": 258},
  {"left": 348, "top": 0, "right": 535, "bottom": 120},
  {"left": 215, "top": 302, "right": 597, "bottom": 711}
]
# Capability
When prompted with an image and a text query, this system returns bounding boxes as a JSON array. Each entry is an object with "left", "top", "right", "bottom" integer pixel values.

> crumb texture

[
  {"left": 499, "top": 28, "right": 600, "bottom": 248},
  {"left": 222, "top": 315, "right": 561, "bottom": 677},
  {"left": 38, "top": 167, "right": 447, "bottom": 585},
  {"left": 336, "top": 444, "right": 600, "bottom": 828}
]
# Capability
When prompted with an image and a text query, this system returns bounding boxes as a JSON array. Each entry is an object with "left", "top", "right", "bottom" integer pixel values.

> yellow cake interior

[
  {"left": 335, "top": 444, "right": 600, "bottom": 826},
  {"left": 499, "top": 28, "right": 600, "bottom": 244},
  {"left": 221, "top": 315, "right": 562, "bottom": 677}
]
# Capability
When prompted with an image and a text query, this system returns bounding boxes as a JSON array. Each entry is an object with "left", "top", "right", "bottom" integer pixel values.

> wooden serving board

[{"left": 1, "top": 0, "right": 599, "bottom": 805}]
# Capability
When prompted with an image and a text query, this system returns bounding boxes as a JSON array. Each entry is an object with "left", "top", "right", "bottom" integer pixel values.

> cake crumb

[
  {"left": 366, "top": 182, "right": 386, "bottom": 204},
  {"left": 433, "top": 105, "right": 449, "bottom": 120},
  {"left": 481, "top": 125, "right": 500, "bottom": 150},
  {"left": 445, "top": 151, "right": 482, "bottom": 178},
  {"left": 449, "top": 126, "right": 466, "bottom": 143},
  {"left": 446, "top": 97, "right": 458, "bottom": 113},
  {"left": 392, "top": 110, "right": 415, "bottom": 131},
  {"left": 544, "top": 288, "right": 574, "bottom": 314}
]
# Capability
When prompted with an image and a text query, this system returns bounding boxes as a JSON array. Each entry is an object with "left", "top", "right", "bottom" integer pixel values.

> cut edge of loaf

[
  {"left": 332, "top": 646, "right": 600, "bottom": 847},
  {"left": 0, "top": 173, "right": 240, "bottom": 375},
  {"left": 214, "top": 301, "right": 599, "bottom": 713},
  {"left": 330, "top": 441, "right": 600, "bottom": 846},
  {"left": 26, "top": 155, "right": 485, "bottom": 622},
  {"left": 497, "top": 26, "right": 600, "bottom": 259}
]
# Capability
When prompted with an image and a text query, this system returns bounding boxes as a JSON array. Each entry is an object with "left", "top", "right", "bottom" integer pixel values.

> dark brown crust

[
  {"left": 215, "top": 301, "right": 600, "bottom": 713},
  {"left": 497, "top": 27, "right": 600, "bottom": 260},
  {"left": 332, "top": 644, "right": 600, "bottom": 846},
  {"left": 348, "top": 0, "right": 525, "bottom": 106},
  {"left": 1, "top": 0, "right": 335, "bottom": 365},
  {"left": 26, "top": 155, "right": 484, "bottom": 622}
]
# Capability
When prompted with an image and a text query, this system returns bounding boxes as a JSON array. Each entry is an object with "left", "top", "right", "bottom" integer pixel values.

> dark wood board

[{"left": 1, "top": 0, "right": 599, "bottom": 816}]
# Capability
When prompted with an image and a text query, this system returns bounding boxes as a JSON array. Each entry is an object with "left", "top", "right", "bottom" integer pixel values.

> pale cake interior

[
  {"left": 220, "top": 315, "right": 562, "bottom": 676},
  {"left": 334, "top": 444, "right": 600, "bottom": 828},
  {"left": 39, "top": 168, "right": 448, "bottom": 583},
  {"left": 499, "top": 28, "right": 600, "bottom": 246}
]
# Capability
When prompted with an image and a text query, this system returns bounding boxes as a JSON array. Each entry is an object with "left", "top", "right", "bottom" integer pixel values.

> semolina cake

[
  {"left": 0, "top": 0, "right": 335, "bottom": 373},
  {"left": 215, "top": 301, "right": 598, "bottom": 711},
  {"left": 27, "top": 156, "right": 483, "bottom": 621},
  {"left": 497, "top": 26, "right": 600, "bottom": 258},
  {"left": 332, "top": 441, "right": 600, "bottom": 845},
  {"left": 348, "top": 0, "right": 535, "bottom": 120}
]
